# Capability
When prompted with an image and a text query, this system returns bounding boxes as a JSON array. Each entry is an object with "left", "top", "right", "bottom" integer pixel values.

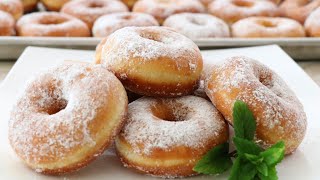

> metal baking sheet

[{"left": 1, "top": 37, "right": 320, "bottom": 60}]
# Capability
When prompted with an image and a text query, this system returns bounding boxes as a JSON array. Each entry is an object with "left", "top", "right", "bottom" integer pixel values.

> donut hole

[
  {"left": 140, "top": 31, "right": 163, "bottom": 43},
  {"left": 88, "top": 2, "right": 104, "bottom": 8},
  {"left": 258, "top": 72, "right": 274, "bottom": 89},
  {"left": 39, "top": 18, "right": 66, "bottom": 25},
  {"left": 258, "top": 20, "right": 277, "bottom": 28},
  {"left": 44, "top": 98, "right": 68, "bottom": 115},
  {"left": 121, "top": 14, "right": 133, "bottom": 20},
  {"left": 188, "top": 17, "right": 206, "bottom": 26},
  {"left": 232, "top": 0, "right": 254, "bottom": 7},
  {"left": 151, "top": 101, "right": 189, "bottom": 122}
]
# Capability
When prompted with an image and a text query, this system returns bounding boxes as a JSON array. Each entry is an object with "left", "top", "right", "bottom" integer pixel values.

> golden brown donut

[
  {"left": 21, "top": 0, "right": 38, "bottom": 12},
  {"left": 40, "top": 0, "right": 70, "bottom": 11},
  {"left": 279, "top": 0, "right": 320, "bottom": 24},
  {"left": 208, "top": 0, "right": 279, "bottom": 24},
  {"left": 305, "top": 7, "right": 320, "bottom": 37},
  {"left": 9, "top": 63, "right": 128, "bottom": 174},
  {"left": 0, "top": 0, "right": 23, "bottom": 20},
  {"left": 61, "top": 0, "right": 129, "bottom": 29},
  {"left": 92, "top": 12, "right": 159, "bottom": 37},
  {"left": 205, "top": 56, "right": 307, "bottom": 154},
  {"left": 121, "top": 0, "right": 138, "bottom": 9},
  {"left": 232, "top": 17, "right": 306, "bottom": 38},
  {"left": 97, "top": 26, "right": 203, "bottom": 97},
  {"left": 0, "top": 11, "right": 15, "bottom": 36},
  {"left": 132, "top": 0, "right": 205, "bottom": 24},
  {"left": 115, "top": 96, "right": 229, "bottom": 178},
  {"left": 16, "top": 12, "right": 90, "bottom": 37},
  {"left": 95, "top": 37, "right": 107, "bottom": 64}
]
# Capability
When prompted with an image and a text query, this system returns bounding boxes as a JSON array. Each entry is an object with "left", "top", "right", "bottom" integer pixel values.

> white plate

[{"left": 0, "top": 45, "right": 319, "bottom": 179}]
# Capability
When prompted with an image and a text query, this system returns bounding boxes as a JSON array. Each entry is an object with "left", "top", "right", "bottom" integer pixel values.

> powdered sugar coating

[
  {"left": 0, "top": 11, "right": 15, "bottom": 36},
  {"left": 232, "top": 17, "right": 305, "bottom": 38},
  {"left": 305, "top": 7, "right": 320, "bottom": 37},
  {"left": 163, "top": 13, "right": 230, "bottom": 39},
  {"left": 61, "top": 0, "right": 129, "bottom": 28},
  {"left": 120, "top": 96, "right": 226, "bottom": 155},
  {"left": 9, "top": 63, "right": 127, "bottom": 168},
  {"left": 92, "top": 12, "right": 159, "bottom": 37},
  {"left": 208, "top": 0, "right": 279, "bottom": 24},
  {"left": 205, "top": 56, "right": 307, "bottom": 152},
  {"left": 133, "top": 0, "right": 205, "bottom": 23},
  {"left": 16, "top": 12, "right": 90, "bottom": 37}
]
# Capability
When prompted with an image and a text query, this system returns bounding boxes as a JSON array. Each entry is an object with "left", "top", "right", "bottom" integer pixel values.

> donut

[
  {"left": 0, "top": 0, "right": 23, "bottom": 20},
  {"left": 21, "top": 0, "right": 38, "bottom": 12},
  {"left": 279, "top": 0, "right": 320, "bottom": 24},
  {"left": 40, "top": 0, "right": 70, "bottom": 11},
  {"left": 92, "top": 12, "right": 159, "bottom": 37},
  {"left": 205, "top": 56, "right": 307, "bottom": 154},
  {"left": 132, "top": 0, "right": 205, "bottom": 24},
  {"left": 9, "top": 63, "right": 128, "bottom": 174},
  {"left": 305, "top": 7, "right": 320, "bottom": 37},
  {"left": 97, "top": 26, "right": 203, "bottom": 97},
  {"left": 163, "top": 13, "right": 230, "bottom": 39},
  {"left": 115, "top": 96, "right": 229, "bottom": 178},
  {"left": 232, "top": 17, "right": 306, "bottom": 38},
  {"left": 61, "top": 0, "right": 129, "bottom": 29},
  {"left": 208, "top": 0, "right": 279, "bottom": 24},
  {"left": 16, "top": 12, "right": 91, "bottom": 37},
  {"left": 0, "top": 11, "right": 15, "bottom": 36},
  {"left": 121, "top": 0, "right": 138, "bottom": 9}
]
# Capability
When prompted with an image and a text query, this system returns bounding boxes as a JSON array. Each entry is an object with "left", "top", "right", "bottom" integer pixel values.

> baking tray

[{"left": 1, "top": 37, "right": 320, "bottom": 60}]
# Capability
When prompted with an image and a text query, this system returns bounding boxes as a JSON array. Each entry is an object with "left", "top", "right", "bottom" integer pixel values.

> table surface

[{"left": 1, "top": 61, "right": 320, "bottom": 86}]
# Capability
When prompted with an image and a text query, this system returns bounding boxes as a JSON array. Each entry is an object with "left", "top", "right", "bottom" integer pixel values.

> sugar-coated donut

[
  {"left": 205, "top": 56, "right": 307, "bottom": 154},
  {"left": 0, "top": 0, "right": 23, "bottom": 20},
  {"left": 305, "top": 7, "right": 320, "bottom": 37},
  {"left": 193, "top": 62, "right": 213, "bottom": 99},
  {"left": 61, "top": 0, "right": 129, "bottom": 29},
  {"left": 16, "top": 12, "right": 90, "bottom": 37},
  {"left": 121, "top": 0, "right": 138, "bottom": 9},
  {"left": 92, "top": 12, "right": 159, "bottom": 37},
  {"left": 41, "top": 0, "right": 69, "bottom": 11},
  {"left": 0, "top": 11, "right": 15, "bottom": 36},
  {"left": 21, "top": 0, "right": 38, "bottom": 12},
  {"left": 232, "top": 17, "right": 305, "bottom": 38},
  {"left": 97, "top": 26, "right": 203, "bottom": 97},
  {"left": 163, "top": 13, "right": 230, "bottom": 39},
  {"left": 132, "top": 0, "right": 205, "bottom": 24},
  {"left": 115, "top": 96, "right": 229, "bottom": 178},
  {"left": 279, "top": 0, "right": 320, "bottom": 24},
  {"left": 208, "top": 0, "right": 279, "bottom": 24},
  {"left": 9, "top": 63, "right": 128, "bottom": 174}
]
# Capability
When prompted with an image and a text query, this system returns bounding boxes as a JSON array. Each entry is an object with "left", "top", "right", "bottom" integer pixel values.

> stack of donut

[
  {"left": 1, "top": 0, "right": 320, "bottom": 38},
  {"left": 9, "top": 26, "right": 307, "bottom": 178}
]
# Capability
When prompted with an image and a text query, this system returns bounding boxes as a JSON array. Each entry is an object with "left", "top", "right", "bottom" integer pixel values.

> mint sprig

[
  {"left": 193, "top": 142, "right": 232, "bottom": 175},
  {"left": 193, "top": 100, "right": 285, "bottom": 180}
]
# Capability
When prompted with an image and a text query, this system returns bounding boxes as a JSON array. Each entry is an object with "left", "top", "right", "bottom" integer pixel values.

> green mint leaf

[
  {"left": 193, "top": 142, "right": 232, "bottom": 175},
  {"left": 260, "top": 141, "right": 285, "bottom": 167},
  {"left": 244, "top": 153, "right": 264, "bottom": 165},
  {"left": 257, "top": 162, "right": 268, "bottom": 177},
  {"left": 258, "top": 166, "right": 278, "bottom": 180},
  {"left": 233, "top": 137, "right": 262, "bottom": 155},
  {"left": 233, "top": 100, "right": 256, "bottom": 140},
  {"left": 229, "top": 157, "right": 257, "bottom": 180}
]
